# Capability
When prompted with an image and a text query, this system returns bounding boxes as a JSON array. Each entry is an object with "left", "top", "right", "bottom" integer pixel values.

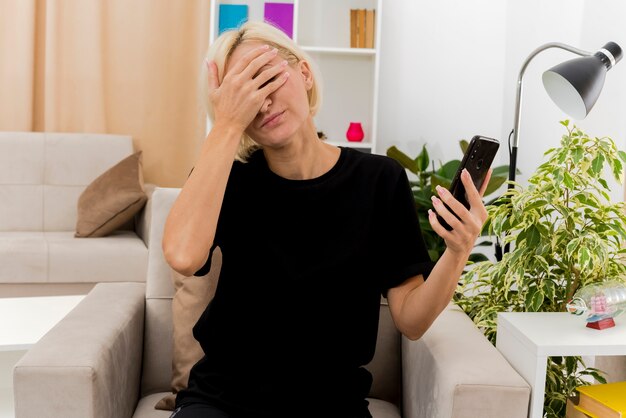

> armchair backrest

[
  {"left": 0, "top": 131, "right": 134, "bottom": 232},
  {"left": 141, "top": 187, "right": 402, "bottom": 407}
]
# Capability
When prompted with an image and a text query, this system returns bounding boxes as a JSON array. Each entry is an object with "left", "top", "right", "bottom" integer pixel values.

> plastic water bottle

[{"left": 566, "top": 280, "right": 626, "bottom": 323}]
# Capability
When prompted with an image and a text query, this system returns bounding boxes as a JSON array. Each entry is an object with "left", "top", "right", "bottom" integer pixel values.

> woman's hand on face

[
  {"left": 206, "top": 45, "right": 289, "bottom": 133},
  {"left": 428, "top": 168, "right": 492, "bottom": 258}
]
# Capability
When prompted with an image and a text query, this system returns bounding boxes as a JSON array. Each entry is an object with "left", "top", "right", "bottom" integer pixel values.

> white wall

[{"left": 378, "top": 0, "right": 626, "bottom": 202}]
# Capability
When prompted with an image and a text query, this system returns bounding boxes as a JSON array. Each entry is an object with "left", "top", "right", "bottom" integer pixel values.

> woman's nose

[{"left": 260, "top": 97, "right": 272, "bottom": 113}]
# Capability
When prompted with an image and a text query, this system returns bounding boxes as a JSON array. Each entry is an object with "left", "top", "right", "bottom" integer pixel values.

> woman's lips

[{"left": 261, "top": 111, "right": 285, "bottom": 128}]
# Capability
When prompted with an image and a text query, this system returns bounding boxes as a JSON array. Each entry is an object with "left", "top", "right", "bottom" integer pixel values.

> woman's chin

[{"left": 255, "top": 129, "right": 297, "bottom": 148}]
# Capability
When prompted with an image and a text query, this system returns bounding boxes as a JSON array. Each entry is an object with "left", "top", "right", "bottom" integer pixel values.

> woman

[{"left": 163, "top": 20, "right": 491, "bottom": 418}]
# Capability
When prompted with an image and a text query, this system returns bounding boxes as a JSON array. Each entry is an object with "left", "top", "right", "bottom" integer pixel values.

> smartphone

[{"left": 437, "top": 135, "right": 500, "bottom": 231}]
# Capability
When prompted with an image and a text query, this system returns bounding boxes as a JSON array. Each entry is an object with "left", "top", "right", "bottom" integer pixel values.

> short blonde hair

[{"left": 200, "top": 20, "right": 323, "bottom": 161}]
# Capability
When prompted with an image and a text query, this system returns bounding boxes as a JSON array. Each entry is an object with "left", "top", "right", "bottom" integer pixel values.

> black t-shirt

[{"left": 176, "top": 147, "right": 434, "bottom": 417}]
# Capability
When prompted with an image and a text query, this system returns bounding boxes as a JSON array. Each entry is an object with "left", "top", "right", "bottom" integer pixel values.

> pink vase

[{"left": 346, "top": 122, "right": 365, "bottom": 142}]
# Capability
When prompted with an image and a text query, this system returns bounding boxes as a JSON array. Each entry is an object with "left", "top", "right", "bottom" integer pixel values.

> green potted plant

[
  {"left": 454, "top": 120, "right": 626, "bottom": 418},
  {"left": 387, "top": 139, "right": 510, "bottom": 262}
]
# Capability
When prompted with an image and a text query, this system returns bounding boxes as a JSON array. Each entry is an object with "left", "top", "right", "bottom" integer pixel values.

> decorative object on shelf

[
  {"left": 218, "top": 4, "right": 249, "bottom": 35},
  {"left": 349, "top": 9, "right": 375, "bottom": 48},
  {"left": 264, "top": 2, "right": 294, "bottom": 39},
  {"left": 455, "top": 121, "right": 626, "bottom": 418},
  {"left": 566, "top": 280, "right": 626, "bottom": 330},
  {"left": 346, "top": 122, "right": 364, "bottom": 142}
]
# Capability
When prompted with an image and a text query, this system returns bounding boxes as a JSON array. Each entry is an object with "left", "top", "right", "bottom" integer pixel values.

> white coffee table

[
  {"left": 496, "top": 311, "right": 626, "bottom": 418},
  {"left": 0, "top": 295, "right": 85, "bottom": 418}
]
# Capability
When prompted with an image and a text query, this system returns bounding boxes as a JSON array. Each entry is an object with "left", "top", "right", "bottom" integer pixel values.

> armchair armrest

[
  {"left": 145, "top": 187, "right": 181, "bottom": 294},
  {"left": 14, "top": 282, "right": 146, "bottom": 418},
  {"left": 136, "top": 182, "right": 158, "bottom": 248},
  {"left": 402, "top": 303, "right": 530, "bottom": 418}
]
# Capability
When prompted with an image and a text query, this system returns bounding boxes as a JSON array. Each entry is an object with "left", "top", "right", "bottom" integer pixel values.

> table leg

[
  {"left": 526, "top": 355, "right": 548, "bottom": 418},
  {"left": 497, "top": 326, "right": 547, "bottom": 418}
]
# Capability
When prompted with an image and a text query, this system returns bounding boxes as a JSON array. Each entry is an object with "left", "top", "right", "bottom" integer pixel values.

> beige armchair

[{"left": 13, "top": 187, "right": 531, "bottom": 418}]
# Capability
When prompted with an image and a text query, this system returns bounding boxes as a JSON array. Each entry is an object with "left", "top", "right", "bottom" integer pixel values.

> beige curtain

[{"left": 0, "top": 0, "right": 211, "bottom": 187}]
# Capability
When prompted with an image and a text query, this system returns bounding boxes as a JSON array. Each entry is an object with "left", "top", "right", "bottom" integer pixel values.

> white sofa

[{"left": 0, "top": 132, "right": 154, "bottom": 296}]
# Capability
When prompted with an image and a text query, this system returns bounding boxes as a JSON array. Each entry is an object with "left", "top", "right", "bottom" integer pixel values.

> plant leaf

[
  {"left": 460, "top": 139, "right": 469, "bottom": 154},
  {"left": 438, "top": 160, "right": 461, "bottom": 179},
  {"left": 387, "top": 146, "right": 418, "bottom": 174},
  {"left": 415, "top": 144, "right": 430, "bottom": 172},
  {"left": 591, "top": 154, "right": 605, "bottom": 176}
]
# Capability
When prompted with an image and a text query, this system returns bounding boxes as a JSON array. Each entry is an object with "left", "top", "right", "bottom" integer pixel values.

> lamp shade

[{"left": 542, "top": 41, "right": 622, "bottom": 119}]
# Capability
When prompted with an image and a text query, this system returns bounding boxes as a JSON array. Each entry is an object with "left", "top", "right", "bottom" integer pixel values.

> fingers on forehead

[{"left": 227, "top": 42, "right": 271, "bottom": 73}]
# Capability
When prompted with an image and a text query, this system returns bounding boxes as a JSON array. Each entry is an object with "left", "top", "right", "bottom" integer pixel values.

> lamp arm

[{"left": 509, "top": 42, "right": 592, "bottom": 184}]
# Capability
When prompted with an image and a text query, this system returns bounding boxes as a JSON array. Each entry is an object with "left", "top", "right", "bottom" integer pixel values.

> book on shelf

[
  {"left": 570, "top": 380, "right": 626, "bottom": 418},
  {"left": 264, "top": 2, "right": 294, "bottom": 39},
  {"left": 218, "top": 4, "right": 249, "bottom": 35},
  {"left": 357, "top": 9, "right": 366, "bottom": 48},
  {"left": 566, "top": 397, "right": 592, "bottom": 418},
  {"left": 349, "top": 9, "right": 376, "bottom": 49},
  {"left": 365, "top": 9, "right": 375, "bottom": 49}
]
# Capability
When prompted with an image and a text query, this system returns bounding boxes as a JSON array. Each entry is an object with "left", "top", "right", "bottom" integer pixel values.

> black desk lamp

[
  {"left": 509, "top": 41, "right": 623, "bottom": 185},
  {"left": 496, "top": 42, "right": 622, "bottom": 260}
]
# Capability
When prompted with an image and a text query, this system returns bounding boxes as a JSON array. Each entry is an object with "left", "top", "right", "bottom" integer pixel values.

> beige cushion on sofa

[
  {"left": 75, "top": 151, "right": 147, "bottom": 238},
  {"left": 155, "top": 247, "right": 222, "bottom": 410}
]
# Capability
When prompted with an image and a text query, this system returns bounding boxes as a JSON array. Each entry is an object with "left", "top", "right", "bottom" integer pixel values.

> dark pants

[
  {"left": 170, "top": 403, "right": 230, "bottom": 418},
  {"left": 169, "top": 402, "right": 371, "bottom": 418}
]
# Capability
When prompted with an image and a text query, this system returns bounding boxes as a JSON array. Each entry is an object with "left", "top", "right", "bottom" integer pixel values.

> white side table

[
  {"left": 0, "top": 295, "right": 85, "bottom": 418},
  {"left": 496, "top": 312, "right": 626, "bottom": 418}
]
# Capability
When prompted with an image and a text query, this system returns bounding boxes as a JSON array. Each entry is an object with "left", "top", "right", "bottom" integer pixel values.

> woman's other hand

[{"left": 428, "top": 168, "right": 492, "bottom": 258}]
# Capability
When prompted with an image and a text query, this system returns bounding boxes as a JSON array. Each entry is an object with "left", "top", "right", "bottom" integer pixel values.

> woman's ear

[{"left": 298, "top": 60, "right": 314, "bottom": 90}]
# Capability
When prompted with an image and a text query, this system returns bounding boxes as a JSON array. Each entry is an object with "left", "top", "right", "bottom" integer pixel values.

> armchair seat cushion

[
  {"left": 367, "top": 398, "right": 401, "bottom": 418},
  {"left": 133, "top": 394, "right": 399, "bottom": 418},
  {"left": 133, "top": 394, "right": 173, "bottom": 418}
]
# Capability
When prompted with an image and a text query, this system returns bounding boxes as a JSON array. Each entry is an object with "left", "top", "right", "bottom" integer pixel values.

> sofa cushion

[
  {"left": 131, "top": 394, "right": 399, "bottom": 418},
  {"left": 0, "top": 132, "right": 45, "bottom": 184},
  {"left": 366, "top": 303, "right": 401, "bottom": 406},
  {"left": 44, "top": 185, "right": 84, "bottom": 231},
  {"left": 0, "top": 232, "right": 47, "bottom": 283},
  {"left": 142, "top": 299, "right": 174, "bottom": 397},
  {"left": 44, "top": 132, "right": 134, "bottom": 186},
  {"left": 0, "top": 185, "right": 43, "bottom": 231},
  {"left": 133, "top": 393, "right": 177, "bottom": 418},
  {"left": 155, "top": 249, "right": 221, "bottom": 410},
  {"left": 367, "top": 398, "right": 401, "bottom": 418},
  {"left": 75, "top": 151, "right": 147, "bottom": 238},
  {"left": 47, "top": 231, "right": 148, "bottom": 282}
]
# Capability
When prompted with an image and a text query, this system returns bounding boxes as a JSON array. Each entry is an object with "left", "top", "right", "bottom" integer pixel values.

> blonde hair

[{"left": 200, "top": 20, "right": 323, "bottom": 162}]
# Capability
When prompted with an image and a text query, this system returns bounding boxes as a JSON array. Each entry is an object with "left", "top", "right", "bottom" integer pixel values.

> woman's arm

[
  {"left": 162, "top": 45, "right": 288, "bottom": 276},
  {"left": 162, "top": 125, "right": 241, "bottom": 276},
  {"left": 387, "top": 168, "right": 491, "bottom": 340}
]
